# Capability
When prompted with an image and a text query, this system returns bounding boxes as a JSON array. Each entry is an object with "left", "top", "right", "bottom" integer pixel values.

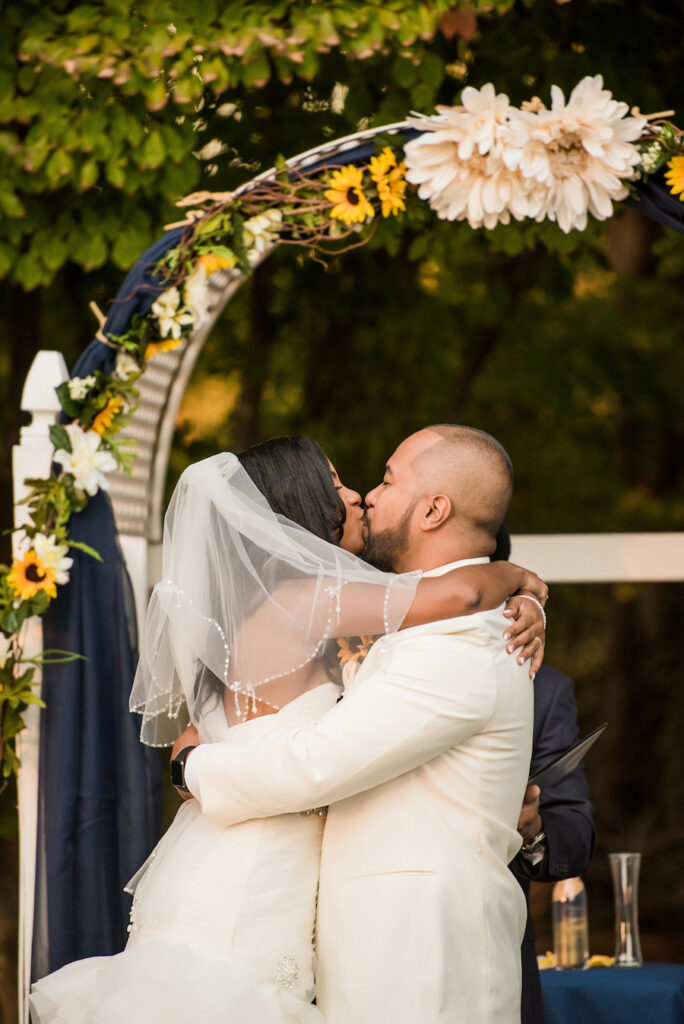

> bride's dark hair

[{"left": 237, "top": 436, "right": 346, "bottom": 544}]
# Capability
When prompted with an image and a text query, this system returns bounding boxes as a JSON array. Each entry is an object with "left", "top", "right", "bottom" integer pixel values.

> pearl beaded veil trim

[{"left": 129, "top": 452, "right": 421, "bottom": 746}]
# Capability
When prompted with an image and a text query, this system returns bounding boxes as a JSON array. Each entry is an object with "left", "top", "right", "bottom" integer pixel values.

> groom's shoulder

[{"left": 392, "top": 603, "right": 506, "bottom": 642}]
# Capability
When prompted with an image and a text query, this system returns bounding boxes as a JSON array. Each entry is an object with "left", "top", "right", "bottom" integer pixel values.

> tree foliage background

[{"left": 2, "top": 1, "right": 684, "bottom": 1017}]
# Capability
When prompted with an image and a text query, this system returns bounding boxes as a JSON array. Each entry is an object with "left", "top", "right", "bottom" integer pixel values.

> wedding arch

[{"left": 9, "top": 77, "right": 684, "bottom": 1020}]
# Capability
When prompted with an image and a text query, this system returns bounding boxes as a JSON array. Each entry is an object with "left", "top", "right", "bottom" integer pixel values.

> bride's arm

[
  {"left": 400, "top": 561, "right": 547, "bottom": 676},
  {"left": 401, "top": 560, "right": 547, "bottom": 627}
]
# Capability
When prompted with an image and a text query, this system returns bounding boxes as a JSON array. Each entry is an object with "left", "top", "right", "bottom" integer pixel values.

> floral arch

[{"left": 7, "top": 76, "right": 684, "bottom": 1018}]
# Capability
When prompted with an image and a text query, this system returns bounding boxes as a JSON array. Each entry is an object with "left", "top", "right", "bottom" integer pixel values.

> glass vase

[{"left": 609, "top": 852, "right": 643, "bottom": 967}]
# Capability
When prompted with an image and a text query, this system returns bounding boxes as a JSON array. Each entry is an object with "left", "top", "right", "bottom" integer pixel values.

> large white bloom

[
  {"left": 0, "top": 632, "right": 11, "bottom": 670},
  {"left": 112, "top": 351, "right": 140, "bottom": 381},
  {"left": 53, "top": 423, "right": 117, "bottom": 496},
  {"left": 183, "top": 269, "right": 212, "bottom": 325},
  {"left": 151, "top": 286, "right": 196, "bottom": 340},
  {"left": 506, "top": 75, "right": 647, "bottom": 232},
  {"left": 405, "top": 84, "right": 530, "bottom": 228},
  {"left": 67, "top": 375, "right": 96, "bottom": 401},
  {"left": 33, "top": 533, "right": 73, "bottom": 585},
  {"left": 243, "top": 208, "right": 283, "bottom": 266}
]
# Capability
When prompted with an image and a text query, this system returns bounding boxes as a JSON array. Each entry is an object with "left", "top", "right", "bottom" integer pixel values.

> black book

[{"left": 529, "top": 723, "right": 607, "bottom": 788}]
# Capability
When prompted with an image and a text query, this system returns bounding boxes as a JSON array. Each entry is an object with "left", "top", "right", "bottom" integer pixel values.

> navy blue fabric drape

[
  {"left": 32, "top": 494, "right": 161, "bottom": 978},
  {"left": 29, "top": 138, "right": 684, "bottom": 980},
  {"left": 31, "top": 231, "right": 182, "bottom": 980}
]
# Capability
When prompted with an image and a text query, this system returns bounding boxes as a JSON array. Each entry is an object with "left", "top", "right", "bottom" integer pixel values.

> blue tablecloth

[{"left": 540, "top": 963, "right": 684, "bottom": 1024}]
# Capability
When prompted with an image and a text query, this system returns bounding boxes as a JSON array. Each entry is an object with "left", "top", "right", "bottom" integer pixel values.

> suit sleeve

[
  {"left": 513, "top": 669, "right": 596, "bottom": 883},
  {"left": 187, "top": 636, "right": 496, "bottom": 827}
]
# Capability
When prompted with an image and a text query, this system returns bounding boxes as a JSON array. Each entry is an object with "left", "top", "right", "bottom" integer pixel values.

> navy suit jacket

[{"left": 511, "top": 664, "right": 596, "bottom": 1024}]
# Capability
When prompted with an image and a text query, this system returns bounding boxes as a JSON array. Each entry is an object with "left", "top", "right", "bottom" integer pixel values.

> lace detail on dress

[{"left": 273, "top": 956, "right": 299, "bottom": 990}]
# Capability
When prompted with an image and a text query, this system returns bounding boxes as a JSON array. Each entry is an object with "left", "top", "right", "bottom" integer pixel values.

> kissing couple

[{"left": 31, "top": 424, "right": 547, "bottom": 1024}]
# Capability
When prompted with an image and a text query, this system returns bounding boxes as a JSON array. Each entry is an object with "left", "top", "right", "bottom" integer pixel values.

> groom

[{"left": 182, "top": 425, "right": 534, "bottom": 1024}]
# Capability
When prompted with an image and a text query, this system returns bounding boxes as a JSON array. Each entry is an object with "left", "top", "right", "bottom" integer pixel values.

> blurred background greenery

[{"left": 1, "top": 1, "right": 684, "bottom": 1019}]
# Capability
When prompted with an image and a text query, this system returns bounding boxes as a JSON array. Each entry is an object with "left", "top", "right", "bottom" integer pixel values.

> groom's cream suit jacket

[{"left": 189, "top": 558, "right": 534, "bottom": 1024}]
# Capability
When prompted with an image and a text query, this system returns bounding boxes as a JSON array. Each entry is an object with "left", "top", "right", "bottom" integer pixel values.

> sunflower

[
  {"left": 665, "top": 155, "right": 684, "bottom": 200},
  {"left": 8, "top": 550, "right": 57, "bottom": 601},
  {"left": 90, "top": 396, "right": 124, "bottom": 436},
  {"left": 324, "top": 165, "right": 375, "bottom": 225},
  {"left": 369, "top": 147, "right": 407, "bottom": 218},
  {"left": 196, "top": 252, "right": 237, "bottom": 274},
  {"left": 144, "top": 337, "right": 184, "bottom": 361}
]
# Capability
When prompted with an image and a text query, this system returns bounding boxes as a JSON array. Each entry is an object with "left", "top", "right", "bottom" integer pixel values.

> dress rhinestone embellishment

[{"left": 273, "top": 955, "right": 299, "bottom": 990}]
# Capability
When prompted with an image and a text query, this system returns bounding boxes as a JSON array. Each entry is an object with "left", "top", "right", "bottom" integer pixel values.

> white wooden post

[{"left": 12, "top": 351, "right": 68, "bottom": 1024}]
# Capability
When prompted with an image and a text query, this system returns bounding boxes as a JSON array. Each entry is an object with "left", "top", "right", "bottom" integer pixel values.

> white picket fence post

[{"left": 12, "top": 351, "right": 69, "bottom": 1024}]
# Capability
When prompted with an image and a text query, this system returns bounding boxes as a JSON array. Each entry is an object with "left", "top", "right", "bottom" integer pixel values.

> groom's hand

[
  {"left": 172, "top": 724, "right": 200, "bottom": 800},
  {"left": 517, "top": 783, "right": 542, "bottom": 843}
]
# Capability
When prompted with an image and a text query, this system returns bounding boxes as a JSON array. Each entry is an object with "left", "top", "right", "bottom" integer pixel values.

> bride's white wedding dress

[{"left": 30, "top": 683, "right": 340, "bottom": 1024}]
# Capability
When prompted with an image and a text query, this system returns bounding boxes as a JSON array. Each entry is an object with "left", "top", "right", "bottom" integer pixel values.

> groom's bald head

[
  {"left": 363, "top": 424, "right": 514, "bottom": 572},
  {"left": 413, "top": 424, "right": 513, "bottom": 537}
]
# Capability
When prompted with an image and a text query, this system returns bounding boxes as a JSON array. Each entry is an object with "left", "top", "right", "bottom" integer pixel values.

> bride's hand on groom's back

[{"left": 502, "top": 593, "right": 546, "bottom": 678}]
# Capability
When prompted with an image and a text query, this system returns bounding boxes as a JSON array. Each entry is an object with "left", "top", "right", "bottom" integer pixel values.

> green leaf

[
  {"left": 49, "top": 423, "right": 72, "bottom": 454},
  {"left": 55, "top": 381, "right": 82, "bottom": 419},
  {"left": 0, "top": 185, "right": 26, "bottom": 219},
  {"left": 0, "top": 602, "right": 30, "bottom": 635},
  {"left": 79, "top": 158, "right": 99, "bottom": 191},
  {"left": 44, "top": 149, "right": 75, "bottom": 186},
  {"left": 13, "top": 253, "right": 47, "bottom": 290},
  {"left": 66, "top": 539, "right": 102, "bottom": 562},
  {"left": 71, "top": 231, "right": 108, "bottom": 270},
  {"left": 138, "top": 130, "right": 166, "bottom": 169}
]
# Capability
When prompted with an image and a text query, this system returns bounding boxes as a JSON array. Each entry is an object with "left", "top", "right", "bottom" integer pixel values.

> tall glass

[
  {"left": 552, "top": 877, "right": 589, "bottom": 969},
  {"left": 609, "top": 852, "right": 644, "bottom": 967}
]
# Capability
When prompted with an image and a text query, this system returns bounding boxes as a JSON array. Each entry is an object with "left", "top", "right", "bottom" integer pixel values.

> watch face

[{"left": 170, "top": 758, "right": 185, "bottom": 789}]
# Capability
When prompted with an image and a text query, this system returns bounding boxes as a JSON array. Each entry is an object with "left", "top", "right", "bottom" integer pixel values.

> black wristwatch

[{"left": 170, "top": 745, "right": 197, "bottom": 793}]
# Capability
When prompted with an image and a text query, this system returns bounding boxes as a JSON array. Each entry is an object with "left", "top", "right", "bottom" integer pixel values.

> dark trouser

[{"left": 521, "top": 938, "right": 545, "bottom": 1024}]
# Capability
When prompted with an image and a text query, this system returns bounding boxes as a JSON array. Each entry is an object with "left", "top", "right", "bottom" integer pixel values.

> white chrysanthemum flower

[
  {"left": 243, "top": 208, "right": 283, "bottom": 266},
  {"left": 0, "top": 632, "right": 11, "bottom": 670},
  {"left": 151, "top": 286, "right": 196, "bottom": 340},
  {"left": 112, "top": 351, "right": 140, "bottom": 381},
  {"left": 33, "top": 533, "right": 73, "bottom": 585},
  {"left": 53, "top": 423, "right": 117, "bottom": 496},
  {"left": 183, "top": 269, "right": 212, "bottom": 325},
  {"left": 67, "top": 375, "right": 97, "bottom": 401},
  {"left": 404, "top": 84, "right": 529, "bottom": 228},
  {"left": 507, "top": 75, "right": 647, "bottom": 232}
]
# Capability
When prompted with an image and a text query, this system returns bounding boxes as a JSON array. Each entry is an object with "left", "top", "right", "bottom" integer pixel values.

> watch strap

[{"left": 170, "top": 745, "right": 197, "bottom": 793}]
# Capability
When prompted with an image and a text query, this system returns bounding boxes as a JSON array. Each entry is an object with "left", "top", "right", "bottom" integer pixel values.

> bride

[{"left": 30, "top": 436, "right": 546, "bottom": 1024}]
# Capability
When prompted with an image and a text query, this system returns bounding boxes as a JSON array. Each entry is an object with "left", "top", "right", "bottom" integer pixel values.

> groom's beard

[{"left": 362, "top": 504, "right": 413, "bottom": 573}]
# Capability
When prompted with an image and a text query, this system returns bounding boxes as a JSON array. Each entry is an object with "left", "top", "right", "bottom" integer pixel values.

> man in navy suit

[{"left": 495, "top": 528, "right": 596, "bottom": 1024}]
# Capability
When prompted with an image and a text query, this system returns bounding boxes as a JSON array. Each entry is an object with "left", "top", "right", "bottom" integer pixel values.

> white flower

[
  {"left": 404, "top": 84, "right": 530, "bottom": 229},
  {"left": 639, "top": 141, "right": 662, "bottom": 175},
  {"left": 507, "top": 75, "right": 647, "bottom": 232},
  {"left": 67, "top": 375, "right": 96, "bottom": 401},
  {"left": 112, "top": 351, "right": 140, "bottom": 381},
  {"left": 33, "top": 533, "right": 73, "bottom": 585},
  {"left": 0, "top": 632, "right": 11, "bottom": 670},
  {"left": 243, "top": 208, "right": 283, "bottom": 266},
  {"left": 53, "top": 423, "right": 117, "bottom": 496},
  {"left": 150, "top": 286, "right": 196, "bottom": 340},
  {"left": 183, "top": 269, "right": 211, "bottom": 325}
]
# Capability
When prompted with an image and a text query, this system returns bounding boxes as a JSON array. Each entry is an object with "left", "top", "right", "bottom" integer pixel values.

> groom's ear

[{"left": 420, "top": 494, "right": 452, "bottom": 532}]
